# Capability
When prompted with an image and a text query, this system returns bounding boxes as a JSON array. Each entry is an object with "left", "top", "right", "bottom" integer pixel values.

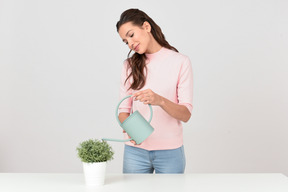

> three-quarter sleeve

[
  {"left": 177, "top": 57, "right": 193, "bottom": 114},
  {"left": 119, "top": 60, "right": 133, "bottom": 113}
]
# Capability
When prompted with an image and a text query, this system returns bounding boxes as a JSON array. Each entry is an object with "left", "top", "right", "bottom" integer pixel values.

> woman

[{"left": 116, "top": 8, "right": 193, "bottom": 174}]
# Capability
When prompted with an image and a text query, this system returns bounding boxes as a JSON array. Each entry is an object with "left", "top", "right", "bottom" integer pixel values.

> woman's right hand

[
  {"left": 119, "top": 113, "right": 136, "bottom": 145},
  {"left": 119, "top": 112, "right": 130, "bottom": 123}
]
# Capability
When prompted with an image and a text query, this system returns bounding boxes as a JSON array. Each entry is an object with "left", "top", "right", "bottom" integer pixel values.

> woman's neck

[{"left": 145, "top": 38, "right": 162, "bottom": 54}]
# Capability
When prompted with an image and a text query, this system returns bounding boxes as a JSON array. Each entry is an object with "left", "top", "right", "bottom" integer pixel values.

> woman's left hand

[{"left": 133, "top": 89, "right": 164, "bottom": 106}]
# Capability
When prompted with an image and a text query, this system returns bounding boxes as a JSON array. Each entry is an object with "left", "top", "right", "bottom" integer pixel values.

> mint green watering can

[{"left": 102, "top": 95, "right": 154, "bottom": 144}]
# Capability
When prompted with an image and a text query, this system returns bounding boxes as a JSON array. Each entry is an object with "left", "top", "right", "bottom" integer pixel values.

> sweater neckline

[{"left": 145, "top": 47, "right": 166, "bottom": 59}]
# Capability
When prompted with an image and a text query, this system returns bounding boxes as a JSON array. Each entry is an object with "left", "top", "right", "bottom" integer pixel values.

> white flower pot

[{"left": 82, "top": 162, "right": 107, "bottom": 186}]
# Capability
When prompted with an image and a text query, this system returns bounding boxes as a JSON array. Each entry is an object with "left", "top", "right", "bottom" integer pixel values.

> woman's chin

[{"left": 135, "top": 50, "right": 144, "bottom": 54}]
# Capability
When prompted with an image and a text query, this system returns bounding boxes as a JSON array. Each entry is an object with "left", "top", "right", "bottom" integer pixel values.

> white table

[{"left": 0, "top": 173, "right": 288, "bottom": 192}]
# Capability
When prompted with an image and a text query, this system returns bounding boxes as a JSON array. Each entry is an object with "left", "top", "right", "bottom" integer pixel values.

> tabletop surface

[{"left": 1, "top": 173, "right": 288, "bottom": 192}]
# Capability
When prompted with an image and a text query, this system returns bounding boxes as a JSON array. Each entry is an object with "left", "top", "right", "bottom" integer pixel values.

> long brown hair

[{"left": 116, "top": 8, "right": 178, "bottom": 90}]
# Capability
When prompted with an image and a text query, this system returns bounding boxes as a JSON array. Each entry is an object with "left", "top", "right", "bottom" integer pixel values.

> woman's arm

[
  {"left": 118, "top": 112, "right": 130, "bottom": 123},
  {"left": 133, "top": 89, "right": 191, "bottom": 122},
  {"left": 159, "top": 96, "right": 191, "bottom": 122}
]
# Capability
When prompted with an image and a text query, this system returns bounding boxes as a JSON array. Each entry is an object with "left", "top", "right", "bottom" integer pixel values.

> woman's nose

[{"left": 127, "top": 40, "right": 134, "bottom": 49}]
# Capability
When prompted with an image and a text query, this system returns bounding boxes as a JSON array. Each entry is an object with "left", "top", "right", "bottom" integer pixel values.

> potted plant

[{"left": 76, "top": 139, "right": 114, "bottom": 186}]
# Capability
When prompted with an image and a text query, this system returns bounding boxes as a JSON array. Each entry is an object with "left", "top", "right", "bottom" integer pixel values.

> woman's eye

[{"left": 130, "top": 33, "right": 134, "bottom": 37}]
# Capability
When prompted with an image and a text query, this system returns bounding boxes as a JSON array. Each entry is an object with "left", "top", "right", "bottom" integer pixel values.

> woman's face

[{"left": 118, "top": 21, "right": 151, "bottom": 54}]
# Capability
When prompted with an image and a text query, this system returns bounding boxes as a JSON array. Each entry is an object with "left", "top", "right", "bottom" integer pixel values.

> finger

[
  {"left": 143, "top": 100, "right": 149, "bottom": 104},
  {"left": 134, "top": 89, "right": 151, "bottom": 97},
  {"left": 134, "top": 93, "right": 144, "bottom": 101},
  {"left": 135, "top": 95, "right": 145, "bottom": 101},
  {"left": 143, "top": 89, "right": 152, "bottom": 94},
  {"left": 138, "top": 93, "right": 150, "bottom": 100},
  {"left": 131, "top": 93, "right": 139, "bottom": 99},
  {"left": 133, "top": 91, "right": 143, "bottom": 97},
  {"left": 123, "top": 130, "right": 126, "bottom": 133}
]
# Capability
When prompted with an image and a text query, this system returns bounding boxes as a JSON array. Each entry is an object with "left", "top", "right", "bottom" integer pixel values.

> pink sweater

[{"left": 119, "top": 47, "right": 193, "bottom": 150}]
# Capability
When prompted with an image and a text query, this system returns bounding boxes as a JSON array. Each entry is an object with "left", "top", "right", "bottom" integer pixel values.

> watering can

[{"left": 102, "top": 95, "right": 154, "bottom": 144}]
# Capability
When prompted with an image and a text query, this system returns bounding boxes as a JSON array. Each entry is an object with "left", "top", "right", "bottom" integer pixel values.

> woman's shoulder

[
  {"left": 122, "top": 58, "right": 130, "bottom": 67},
  {"left": 164, "top": 48, "right": 190, "bottom": 62}
]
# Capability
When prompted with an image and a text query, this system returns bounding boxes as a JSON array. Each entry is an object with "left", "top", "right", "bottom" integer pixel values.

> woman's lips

[{"left": 134, "top": 44, "right": 139, "bottom": 51}]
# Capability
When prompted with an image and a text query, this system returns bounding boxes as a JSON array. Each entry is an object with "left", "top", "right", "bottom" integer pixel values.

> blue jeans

[{"left": 123, "top": 145, "right": 186, "bottom": 174}]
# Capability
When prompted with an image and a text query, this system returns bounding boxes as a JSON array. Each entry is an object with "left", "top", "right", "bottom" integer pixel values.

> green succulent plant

[{"left": 76, "top": 139, "right": 114, "bottom": 163}]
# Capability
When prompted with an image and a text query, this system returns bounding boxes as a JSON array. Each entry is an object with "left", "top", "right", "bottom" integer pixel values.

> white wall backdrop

[{"left": 0, "top": 0, "right": 287, "bottom": 175}]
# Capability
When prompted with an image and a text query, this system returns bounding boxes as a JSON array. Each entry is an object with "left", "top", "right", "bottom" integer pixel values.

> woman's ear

[{"left": 142, "top": 21, "right": 151, "bottom": 32}]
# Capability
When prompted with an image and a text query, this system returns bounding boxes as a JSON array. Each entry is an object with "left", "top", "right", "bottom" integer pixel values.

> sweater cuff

[{"left": 118, "top": 108, "right": 131, "bottom": 113}]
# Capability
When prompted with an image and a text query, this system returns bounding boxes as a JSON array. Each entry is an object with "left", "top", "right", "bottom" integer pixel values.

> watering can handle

[{"left": 116, "top": 95, "right": 153, "bottom": 126}]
